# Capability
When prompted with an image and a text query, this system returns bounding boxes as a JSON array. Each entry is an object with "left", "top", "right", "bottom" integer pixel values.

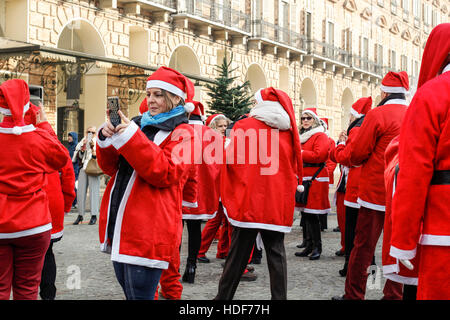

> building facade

[{"left": 0, "top": 0, "right": 448, "bottom": 142}]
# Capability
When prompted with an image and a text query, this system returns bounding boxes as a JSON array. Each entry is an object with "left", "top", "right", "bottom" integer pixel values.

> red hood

[{"left": 418, "top": 23, "right": 450, "bottom": 88}]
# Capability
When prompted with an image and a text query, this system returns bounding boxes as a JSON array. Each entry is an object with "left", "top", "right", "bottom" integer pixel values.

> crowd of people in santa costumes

[
  {"left": 0, "top": 79, "right": 72, "bottom": 300},
  {"left": 295, "top": 107, "right": 331, "bottom": 261},
  {"left": 389, "top": 23, "right": 450, "bottom": 300}
]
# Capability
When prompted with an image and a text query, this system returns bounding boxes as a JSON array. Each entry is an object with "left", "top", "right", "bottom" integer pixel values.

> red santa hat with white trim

[
  {"left": 301, "top": 107, "right": 321, "bottom": 123},
  {"left": 205, "top": 113, "right": 225, "bottom": 127},
  {"left": 139, "top": 98, "right": 148, "bottom": 115},
  {"left": 0, "top": 79, "right": 31, "bottom": 135},
  {"left": 146, "top": 66, "right": 196, "bottom": 113},
  {"left": 380, "top": 71, "right": 410, "bottom": 95},
  {"left": 190, "top": 100, "right": 207, "bottom": 121},
  {"left": 350, "top": 97, "right": 372, "bottom": 118},
  {"left": 254, "top": 87, "right": 304, "bottom": 192}
]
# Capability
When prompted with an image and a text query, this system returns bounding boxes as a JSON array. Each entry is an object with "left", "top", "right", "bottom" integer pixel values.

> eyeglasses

[
  {"left": 87, "top": 131, "right": 96, "bottom": 134},
  {"left": 301, "top": 117, "right": 313, "bottom": 121}
]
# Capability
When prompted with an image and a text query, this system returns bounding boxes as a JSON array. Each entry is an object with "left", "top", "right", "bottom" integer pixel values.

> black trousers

[
  {"left": 183, "top": 220, "right": 202, "bottom": 265},
  {"left": 344, "top": 206, "right": 359, "bottom": 263},
  {"left": 215, "top": 227, "right": 287, "bottom": 300},
  {"left": 302, "top": 212, "right": 322, "bottom": 251},
  {"left": 40, "top": 241, "right": 57, "bottom": 300},
  {"left": 403, "top": 284, "right": 417, "bottom": 300}
]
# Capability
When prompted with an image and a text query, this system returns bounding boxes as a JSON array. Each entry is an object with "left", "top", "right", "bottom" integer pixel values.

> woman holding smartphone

[{"left": 96, "top": 66, "right": 196, "bottom": 300}]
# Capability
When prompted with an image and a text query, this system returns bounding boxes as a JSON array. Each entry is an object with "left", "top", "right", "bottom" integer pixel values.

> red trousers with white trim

[{"left": 0, "top": 231, "right": 51, "bottom": 300}]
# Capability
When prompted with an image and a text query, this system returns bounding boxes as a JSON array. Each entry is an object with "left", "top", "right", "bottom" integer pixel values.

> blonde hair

[{"left": 161, "top": 90, "right": 184, "bottom": 112}]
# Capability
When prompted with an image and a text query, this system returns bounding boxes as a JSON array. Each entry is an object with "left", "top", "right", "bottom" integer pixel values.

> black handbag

[{"left": 295, "top": 163, "right": 326, "bottom": 205}]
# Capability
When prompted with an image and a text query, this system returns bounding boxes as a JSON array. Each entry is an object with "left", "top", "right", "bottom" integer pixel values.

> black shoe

[
  {"left": 335, "top": 249, "right": 345, "bottom": 257},
  {"left": 197, "top": 256, "right": 210, "bottom": 263},
  {"left": 333, "top": 227, "right": 340, "bottom": 232},
  {"left": 182, "top": 263, "right": 196, "bottom": 284},
  {"left": 331, "top": 295, "right": 345, "bottom": 300},
  {"left": 73, "top": 215, "right": 83, "bottom": 225},
  {"left": 338, "top": 267, "right": 347, "bottom": 277},
  {"left": 296, "top": 242, "right": 306, "bottom": 249},
  {"left": 295, "top": 247, "right": 312, "bottom": 257},
  {"left": 309, "top": 248, "right": 321, "bottom": 260},
  {"left": 88, "top": 215, "right": 97, "bottom": 225}
]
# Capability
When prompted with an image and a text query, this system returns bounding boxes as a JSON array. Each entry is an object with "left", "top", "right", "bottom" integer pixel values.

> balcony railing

[
  {"left": 352, "top": 55, "right": 384, "bottom": 76},
  {"left": 252, "top": 20, "right": 308, "bottom": 52},
  {"left": 308, "top": 39, "right": 350, "bottom": 65},
  {"left": 177, "top": 0, "right": 250, "bottom": 33},
  {"left": 143, "top": 0, "right": 176, "bottom": 9}
]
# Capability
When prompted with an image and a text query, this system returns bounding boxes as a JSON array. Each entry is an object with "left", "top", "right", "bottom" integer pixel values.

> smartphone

[{"left": 107, "top": 96, "right": 121, "bottom": 127}]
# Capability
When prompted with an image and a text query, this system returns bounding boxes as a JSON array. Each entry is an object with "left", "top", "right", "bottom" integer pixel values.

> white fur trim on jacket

[
  {"left": 223, "top": 205, "right": 292, "bottom": 233},
  {"left": 0, "top": 223, "right": 52, "bottom": 239},
  {"left": 300, "top": 126, "right": 325, "bottom": 144},
  {"left": 390, "top": 245, "right": 417, "bottom": 260},
  {"left": 250, "top": 101, "right": 291, "bottom": 130},
  {"left": 357, "top": 198, "right": 385, "bottom": 212},
  {"left": 111, "top": 121, "right": 139, "bottom": 150}
]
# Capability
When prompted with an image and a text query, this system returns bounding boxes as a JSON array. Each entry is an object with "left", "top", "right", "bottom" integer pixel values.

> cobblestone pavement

[{"left": 53, "top": 187, "right": 387, "bottom": 301}]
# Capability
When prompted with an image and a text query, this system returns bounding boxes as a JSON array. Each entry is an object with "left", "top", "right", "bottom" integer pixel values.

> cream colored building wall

[{"left": 3, "top": 0, "right": 449, "bottom": 138}]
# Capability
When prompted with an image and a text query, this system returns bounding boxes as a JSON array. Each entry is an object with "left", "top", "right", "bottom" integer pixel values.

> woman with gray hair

[{"left": 295, "top": 108, "right": 331, "bottom": 260}]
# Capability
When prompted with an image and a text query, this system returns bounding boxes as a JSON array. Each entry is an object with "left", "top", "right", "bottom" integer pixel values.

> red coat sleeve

[
  {"left": 332, "top": 127, "right": 360, "bottom": 167},
  {"left": 182, "top": 164, "right": 198, "bottom": 210},
  {"left": 112, "top": 122, "right": 194, "bottom": 188},
  {"left": 60, "top": 157, "right": 76, "bottom": 213},
  {"left": 302, "top": 133, "right": 329, "bottom": 163},
  {"left": 349, "top": 111, "right": 381, "bottom": 166}
]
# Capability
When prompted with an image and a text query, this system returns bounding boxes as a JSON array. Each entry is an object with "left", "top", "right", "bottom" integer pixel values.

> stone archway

[
  {"left": 341, "top": 87, "right": 354, "bottom": 131},
  {"left": 299, "top": 78, "right": 317, "bottom": 110},
  {"left": 57, "top": 18, "right": 107, "bottom": 133},
  {"left": 169, "top": 45, "right": 202, "bottom": 101},
  {"left": 245, "top": 63, "right": 267, "bottom": 94}
]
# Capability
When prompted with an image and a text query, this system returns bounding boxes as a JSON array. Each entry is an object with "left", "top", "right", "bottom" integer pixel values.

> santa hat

[
  {"left": 320, "top": 117, "right": 329, "bottom": 129},
  {"left": 301, "top": 107, "right": 321, "bottom": 123},
  {"left": 255, "top": 87, "right": 304, "bottom": 192},
  {"left": 0, "top": 79, "right": 31, "bottom": 135},
  {"left": 146, "top": 66, "right": 195, "bottom": 113},
  {"left": 139, "top": 98, "right": 148, "bottom": 115},
  {"left": 190, "top": 100, "right": 207, "bottom": 121},
  {"left": 380, "top": 71, "right": 410, "bottom": 95},
  {"left": 350, "top": 97, "right": 372, "bottom": 118},
  {"left": 205, "top": 114, "right": 224, "bottom": 127},
  {"left": 417, "top": 23, "right": 450, "bottom": 88}
]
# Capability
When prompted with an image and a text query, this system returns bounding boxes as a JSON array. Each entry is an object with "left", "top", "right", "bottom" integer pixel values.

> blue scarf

[{"left": 140, "top": 105, "right": 186, "bottom": 129}]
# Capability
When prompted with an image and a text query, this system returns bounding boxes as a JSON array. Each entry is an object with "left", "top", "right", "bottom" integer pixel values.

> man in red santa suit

[
  {"left": 389, "top": 23, "right": 450, "bottom": 300},
  {"left": 333, "top": 71, "right": 408, "bottom": 300},
  {"left": 215, "top": 87, "right": 303, "bottom": 300},
  {"left": 0, "top": 79, "right": 69, "bottom": 300},
  {"left": 331, "top": 97, "right": 372, "bottom": 276}
]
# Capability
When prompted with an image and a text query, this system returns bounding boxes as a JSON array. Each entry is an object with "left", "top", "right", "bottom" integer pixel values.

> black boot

[
  {"left": 309, "top": 247, "right": 321, "bottom": 260},
  {"left": 295, "top": 242, "right": 312, "bottom": 257},
  {"left": 88, "top": 215, "right": 97, "bottom": 225},
  {"left": 182, "top": 262, "right": 196, "bottom": 284},
  {"left": 339, "top": 261, "right": 348, "bottom": 277},
  {"left": 73, "top": 215, "right": 83, "bottom": 225}
]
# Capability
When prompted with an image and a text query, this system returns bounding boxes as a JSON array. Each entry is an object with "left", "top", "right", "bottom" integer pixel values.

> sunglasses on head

[{"left": 301, "top": 116, "right": 313, "bottom": 121}]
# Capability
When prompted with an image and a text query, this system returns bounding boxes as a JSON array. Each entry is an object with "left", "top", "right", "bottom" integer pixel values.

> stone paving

[{"left": 52, "top": 187, "right": 387, "bottom": 300}]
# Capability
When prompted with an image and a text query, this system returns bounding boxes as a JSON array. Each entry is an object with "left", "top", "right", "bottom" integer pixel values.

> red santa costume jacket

[
  {"left": 0, "top": 79, "right": 69, "bottom": 239},
  {"left": 331, "top": 97, "right": 372, "bottom": 209},
  {"left": 221, "top": 87, "right": 303, "bottom": 233},
  {"left": 24, "top": 106, "right": 76, "bottom": 241},
  {"left": 390, "top": 24, "right": 450, "bottom": 299},
  {"left": 96, "top": 120, "right": 195, "bottom": 269},
  {"left": 349, "top": 93, "right": 407, "bottom": 212},
  {"left": 182, "top": 118, "right": 222, "bottom": 220},
  {"left": 382, "top": 136, "right": 419, "bottom": 285},
  {"left": 297, "top": 109, "right": 331, "bottom": 214}
]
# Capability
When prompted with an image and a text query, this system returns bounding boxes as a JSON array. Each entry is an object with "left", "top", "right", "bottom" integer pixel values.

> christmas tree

[{"left": 205, "top": 52, "right": 252, "bottom": 121}]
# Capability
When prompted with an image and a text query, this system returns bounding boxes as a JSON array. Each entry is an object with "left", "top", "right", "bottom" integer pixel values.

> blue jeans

[{"left": 112, "top": 262, "right": 162, "bottom": 300}]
